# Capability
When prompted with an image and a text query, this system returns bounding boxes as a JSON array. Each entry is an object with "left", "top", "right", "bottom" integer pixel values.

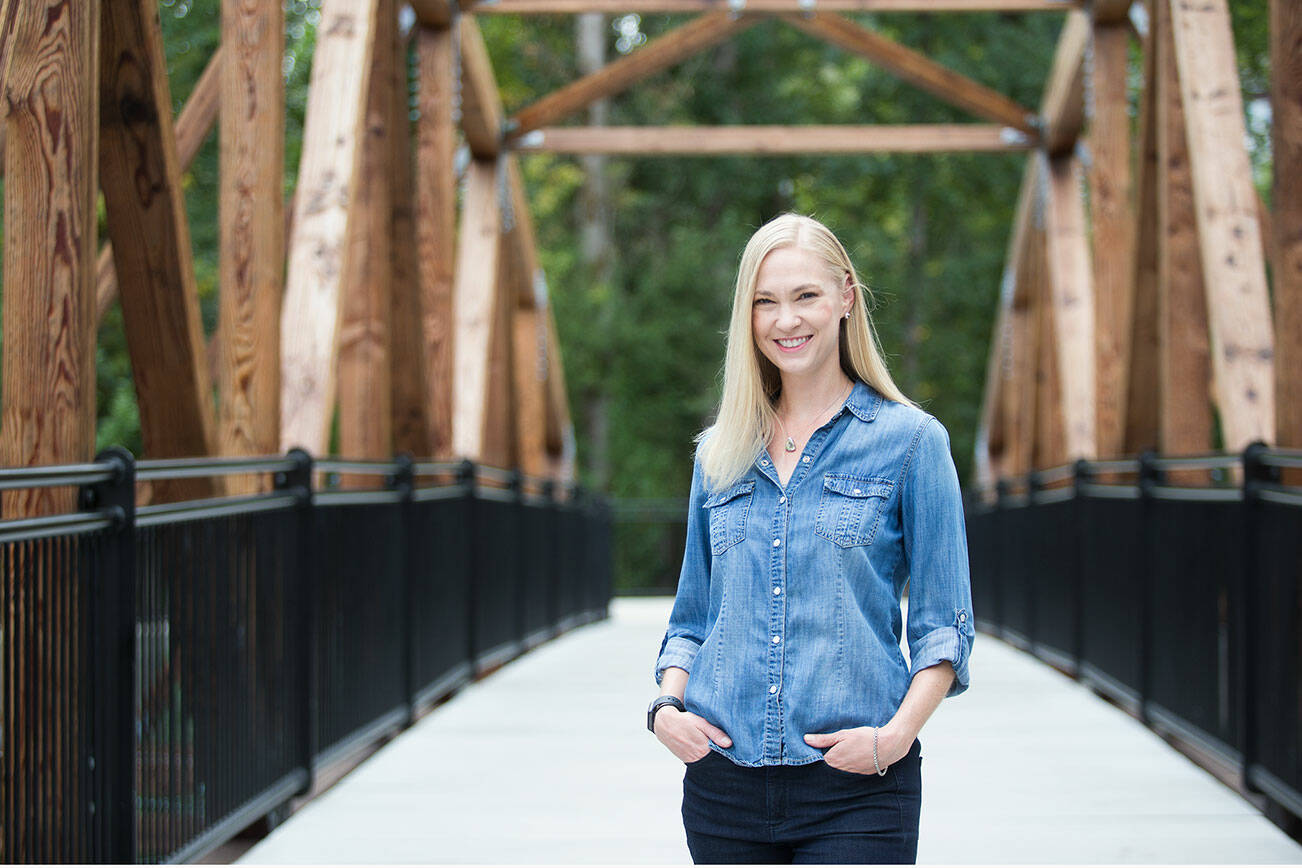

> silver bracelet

[{"left": 872, "top": 727, "right": 887, "bottom": 776}]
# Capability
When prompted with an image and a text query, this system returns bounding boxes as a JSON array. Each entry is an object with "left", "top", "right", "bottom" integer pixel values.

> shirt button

[
  {"left": 769, "top": 685, "right": 778, "bottom": 694},
  {"left": 778, "top": 495, "right": 787, "bottom": 504},
  {"left": 773, "top": 587, "right": 781, "bottom": 595},
  {"left": 802, "top": 456, "right": 811, "bottom": 463},
  {"left": 772, "top": 635, "right": 781, "bottom": 644},
  {"left": 772, "top": 538, "right": 781, "bottom": 547},
  {"left": 959, "top": 612, "right": 968, "bottom": 623},
  {"left": 761, "top": 459, "right": 769, "bottom": 466},
  {"left": 853, "top": 488, "right": 862, "bottom": 495}
]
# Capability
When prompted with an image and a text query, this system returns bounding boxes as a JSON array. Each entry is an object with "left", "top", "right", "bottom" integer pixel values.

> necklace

[{"left": 774, "top": 381, "right": 854, "bottom": 453}]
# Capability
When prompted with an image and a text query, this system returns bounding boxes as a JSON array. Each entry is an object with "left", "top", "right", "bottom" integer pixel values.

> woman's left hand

[{"left": 804, "top": 724, "right": 912, "bottom": 775}]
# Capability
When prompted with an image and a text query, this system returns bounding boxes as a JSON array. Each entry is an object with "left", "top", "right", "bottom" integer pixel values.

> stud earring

[{"left": 844, "top": 310, "right": 851, "bottom": 319}]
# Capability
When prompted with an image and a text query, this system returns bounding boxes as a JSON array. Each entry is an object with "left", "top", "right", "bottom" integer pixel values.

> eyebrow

[{"left": 754, "top": 283, "right": 821, "bottom": 298}]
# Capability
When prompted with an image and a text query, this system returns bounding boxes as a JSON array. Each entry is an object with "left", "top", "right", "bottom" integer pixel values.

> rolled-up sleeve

[
  {"left": 653, "top": 456, "right": 712, "bottom": 685},
  {"left": 901, "top": 416, "right": 975, "bottom": 698}
]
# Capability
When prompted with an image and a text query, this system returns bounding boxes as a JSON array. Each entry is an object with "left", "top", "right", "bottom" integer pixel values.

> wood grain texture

[
  {"left": 1124, "top": 14, "right": 1160, "bottom": 455},
  {"left": 1043, "top": 153, "right": 1096, "bottom": 459},
  {"left": 482, "top": 228, "right": 518, "bottom": 469},
  {"left": 504, "top": 156, "right": 541, "bottom": 309},
  {"left": 280, "top": 0, "right": 381, "bottom": 454},
  {"left": 96, "top": 44, "right": 223, "bottom": 321},
  {"left": 220, "top": 0, "right": 283, "bottom": 485},
  {"left": 2, "top": 0, "right": 99, "bottom": 517},
  {"left": 0, "top": 0, "right": 20, "bottom": 179},
  {"left": 1030, "top": 194, "right": 1064, "bottom": 471},
  {"left": 508, "top": 12, "right": 760, "bottom": 138},
  {"left": 513, "top": 308, "right": 548, "bottom": 478},
  {"left": 1088, "top": 23, "right": 1133, "bottom": 459},
  {"left": 1039, "top": 9, "right": 1088, "bottom": 155},
  {"left": 470, "top": 0, "right": 1083, "bottom": 12},
  {"left": 543, "top": 307, "right": 576, "bottom": 481},
  {"left": 1155, "top": 0, "right": 1210, "bottom": 460},
  {"left": 513, "top": 124, "right": 1033, "bottom": 154},
  {"left": 338, "top": 0, "right": 395, "bottom": 468},
  {"left": 1273, "top": 0, "right": 1301, "bottom": 450},
  {"left": 389, "top": 14, "right": 431, "bottom": 458},
  {"left": 98, "top": 0, "right": 219, "bottom": 498},
  {"left": 416, "top": 25, "right": 457, "bottom": 458},
  {"left": 409, "top": 0, "right": 452, "bottom": 26},
  {"left": 451, "top": 159, "right": 502, "bottom": 461},
  {"left": 458, "top": 16, "right": 503, "bottom": 158},
  {"left": 784, "top": 13, "right": 1037, "bottom": 135},
  {"left": 1169, "top": 0, "right": 1275, "bottom": 451}
]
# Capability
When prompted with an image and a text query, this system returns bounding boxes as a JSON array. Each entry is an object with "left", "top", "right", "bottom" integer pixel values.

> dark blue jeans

[{"left": 681, "top": 738, "right": 922, "bottom": 864}]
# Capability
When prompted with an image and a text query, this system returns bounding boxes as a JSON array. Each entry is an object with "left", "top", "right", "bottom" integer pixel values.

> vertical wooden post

[
  {"left": 1088, "top": 22, "right": 1132, "bottom": 459},
  {"left": 1, "top": 0, "right": 99, "bottom": 516},
  {"left": 1007, "top": 173, "right": 1041, "bottom": 478},
  {"left": 338, "top": 0, "right": 396, "bottom": 465},
  {"left": 220, "top": 0, "right": 285, "bottom": 480},
  {"left": 1169, "top": 0, "right": 1275, "bottom": 451},
  {"left": 1125, "top": 8, "right": 1161, "bottom": 455},
  {"left": 1155, "top": 0, "right": 1212, "bottom": 461},
  {"left": 415, "top": 24, "right": 457, "bottom": 458},
  {"left": 484, "top": 227, "right": 518, "bottom": 469},
  {"left": 452, "top": 159, "right": 503, "bottom": 462},
  {"left": 1273, "top": 0, "right": 1301, "bottom": 451},
  {"left": 1030, "top": 197, "right": 1064, "bottom": 471},
  {"left": 390, "top": 17, "right": 432, "bottom": 458}
]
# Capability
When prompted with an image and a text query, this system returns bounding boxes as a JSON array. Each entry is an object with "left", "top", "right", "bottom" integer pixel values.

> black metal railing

[
  {"left": 0, "top": 451, "right": 612, "bottom": 863},
  {"left": 967, "top": 443, "right": 1302, "bottom": 832}
]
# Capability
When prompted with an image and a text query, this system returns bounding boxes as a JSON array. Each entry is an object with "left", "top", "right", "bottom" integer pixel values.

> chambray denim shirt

[{"left": 654, "top": 380, "right": 974, "bottom": 767}]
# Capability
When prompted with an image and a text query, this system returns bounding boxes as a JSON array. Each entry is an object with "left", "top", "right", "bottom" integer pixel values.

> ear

[{"left": 841, "top": 272, "right": 855, "bottom": 314}]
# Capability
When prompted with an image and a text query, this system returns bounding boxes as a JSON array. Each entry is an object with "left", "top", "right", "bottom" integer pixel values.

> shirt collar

[{"left": 842, "top": 380, "right": 883, "bottom": 423}]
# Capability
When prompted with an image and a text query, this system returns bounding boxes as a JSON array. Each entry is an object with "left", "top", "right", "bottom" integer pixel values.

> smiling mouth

[{"left": 776, "top": 336, "right": 811, "bottom": 350}]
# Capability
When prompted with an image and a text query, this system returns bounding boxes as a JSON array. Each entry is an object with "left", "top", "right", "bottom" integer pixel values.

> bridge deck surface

[{"left": 239, "top": 597, "right": 1302, "bottom": 864}]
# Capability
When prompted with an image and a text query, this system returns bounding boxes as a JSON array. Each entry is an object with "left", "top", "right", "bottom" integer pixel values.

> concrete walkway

[{"left": 239, "top": 597, "right": 1302, "bottom": 864}]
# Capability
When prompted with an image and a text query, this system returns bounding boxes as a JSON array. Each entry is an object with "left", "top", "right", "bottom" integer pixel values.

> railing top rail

[
  {"left": 1148, "top": 452, "right": 1241, "bottom": 472},
  {"left": 0, "top": 461, "right": 117, "bottom": 491},
  {"left": 1027, "top": 463, "right": 1076, "bottom": 486},
  {"left": 136, "top": 454, "right": 300, "bottom": 482},
  {"left": 1259, "top": 447, "right": 1302, "bottom": 470},
  {"left": 315, "top": 458, "right": 402, "bottom": 476}
]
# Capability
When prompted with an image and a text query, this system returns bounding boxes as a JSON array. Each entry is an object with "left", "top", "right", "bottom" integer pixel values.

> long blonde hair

[{"left": 695, "top": 213, "right": 917, "bottom": 492}]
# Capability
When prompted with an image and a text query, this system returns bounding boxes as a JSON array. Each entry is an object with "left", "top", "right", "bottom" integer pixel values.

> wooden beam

[
  {"left": 1030, "top": 203, "right": 1065, "bottom": 470},
  {"left": 543, "top": 306, "right": 575, "bottom": 480},
  {"left": 508, "top": 12, "right": 761, "bottom": 139},
  {"left": 458, "top": 15, "right": 504, "bottom": 157},
  {"left": 512, "top": 124, "right": 1033, "bottom": 154},
  {"left": 408, "top": 0, "right": 452, "bottom": 26},
  {"left": 782, "top": 13, "right": 1037, "bottom": 136},
  {"left": 1155, "top": 0, "right": 1210, "bottom": 459},
  {"left": 415, "top": 24, "right": 457, "bottom": 458},
  {"left": 280, "top": 0, "right": 381, "bottom": 454},
  {"left": 504, "top": 156, "right": 542, "bottom": 309},
  {"left": 0, "top": 0, "right": 20, "bottom": 103},
  {"left": 1042, "top": 153, "right": 1096, "bottom": 459},
  {"left": 1039, "top": 9, "right": 1089, "bottom": 155},
  {"left": 1088, "top": 22, "right": 1133, "bottom": 459},
  {"left": 96, "top": 44, "right": 223, "bottom": 322},
  {"left": 513, "top": 307, "right": 549, "bottom": 478},
  {"left": 339, "top": 0, "right": 396, "bottom": 466},
  {"left": 390, "top": 13, "right": 431, "bottom": 458},
  {"left": 98, "top": 0, "right": 218, "bottom": 498},
  {"left": 469, "top": 0, "right": 1082, "bottom": 12},
  {"left": 1273, "top": 0, "right": 1301, "bottom": 451},
  {"left": 1124, "top": 12, "right": 1159, "bottom": 455},
  {"left": 2, "top": 0, "right": 99, "bottom": 516},
  {"left": 1091, "top": 0, "right": 1132, "bottom": 24},
  {"left": 220, "top": 0, "right": 283, "bottom": 483},
  {"left": 1169, "top": 0, "right": 1275, "bottom": 451},
  {"left": 483, "top": 225, "right": 519, "bottom": 469},
  {"left": 1007, "top": 207, "right": 1040, "bottom": 477},
  {"left": 452, "top": 159, "right": 503, "bottom": 461}
]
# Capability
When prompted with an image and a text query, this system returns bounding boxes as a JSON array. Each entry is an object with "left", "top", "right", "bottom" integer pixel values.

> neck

[{"left": 777, "top": 370, "right": 854, "bottom": 421}]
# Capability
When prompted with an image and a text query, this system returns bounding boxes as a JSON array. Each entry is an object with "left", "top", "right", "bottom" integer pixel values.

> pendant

[{"left": 784, "top": 437, "right": 797, "bottom": 452}]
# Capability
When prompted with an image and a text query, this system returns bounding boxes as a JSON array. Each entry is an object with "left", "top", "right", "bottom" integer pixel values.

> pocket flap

[
  {"left": 704, "top": 479, "right": 755, "bottom": 508},
  {"left": 822, "top": 474, "right": 893, "bottom": 499}
]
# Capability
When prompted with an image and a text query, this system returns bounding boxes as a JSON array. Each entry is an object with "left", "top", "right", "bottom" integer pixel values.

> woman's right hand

[{"left": 653, "top": 706, "right": 732, "bottom": 763}]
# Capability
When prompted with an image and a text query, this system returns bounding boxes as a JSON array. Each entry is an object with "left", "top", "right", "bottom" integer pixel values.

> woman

[{"left": 648, "top": 213, "right": 974, "bottom": 864}]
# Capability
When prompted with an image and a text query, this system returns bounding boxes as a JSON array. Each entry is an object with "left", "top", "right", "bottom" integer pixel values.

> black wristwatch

[{"left": 647, "top": 695, "right": 686, "bottom": 733}]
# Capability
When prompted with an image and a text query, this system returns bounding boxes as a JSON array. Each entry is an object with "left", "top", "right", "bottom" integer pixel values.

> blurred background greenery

[{"left": 0, "top": 1, "right": 1274, "bottom": 591}]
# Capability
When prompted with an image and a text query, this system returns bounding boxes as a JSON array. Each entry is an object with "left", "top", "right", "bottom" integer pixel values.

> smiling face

[{"left": 751, "top": 245, "right": 854, "bottom": 387}]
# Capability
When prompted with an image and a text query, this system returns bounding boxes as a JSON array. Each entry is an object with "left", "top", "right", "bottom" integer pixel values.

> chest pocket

[
  {"left": 704, "top": 480, "right": 755, "bottom": 557},
  {"left": 815, "top": 474, "right": 894, "bottom": 547}
]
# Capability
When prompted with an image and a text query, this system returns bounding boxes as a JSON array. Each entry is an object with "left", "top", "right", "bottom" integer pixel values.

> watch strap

[{"left": 647, "top": 695, "right": 686, "bottom": 733}]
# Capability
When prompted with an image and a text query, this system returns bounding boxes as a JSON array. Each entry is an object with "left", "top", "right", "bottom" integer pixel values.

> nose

[{"left": 775, "top": 303, "right": 801, "bottom": 332}]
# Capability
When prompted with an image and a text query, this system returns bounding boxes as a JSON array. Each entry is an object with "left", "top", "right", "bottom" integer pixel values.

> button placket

[{"left": 766, "top": 476, "right": 788, "bottom": 763}]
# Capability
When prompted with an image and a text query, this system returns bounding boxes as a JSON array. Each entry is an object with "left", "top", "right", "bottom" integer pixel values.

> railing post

[
  {"left": 510, "top": 469, "right": 526, "bottom": 652},
  {"left": 1138, "top": 449, "right": 1161, "bottom": 726},
  {"left": 542, "top": 479, "right": 558, "bottom": 636},
  {"left": 277, "top": 448, "right": 315, "bottom": 798},
  {"left": 83, "top": 447, "right": 136, "bottom": 864},
  {"left": 1072, "top": 459, "right": 1091, "bottom": 671},
  {"left": 392, "top": 455, "right": 416, "bottom": 726},
  {"left": 458, "top": 459, "right": 478, "bottom": 667},
  {"left": 993, "top": 478, "right": 1009, "bottom": 638},
  {"left": 1239, "top": 440, "right": 1270, "bottom": 796},
  {"left": 1025, "top": 469, "right": 1040, "bottom": 652}
]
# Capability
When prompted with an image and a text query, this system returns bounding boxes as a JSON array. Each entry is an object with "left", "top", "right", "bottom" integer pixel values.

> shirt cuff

[
  {"left": 654, "top": 636, "right": 702, "bottom": 685},
  {"left": 909, "top": 623, "right": 971, "bottom": 698}
]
